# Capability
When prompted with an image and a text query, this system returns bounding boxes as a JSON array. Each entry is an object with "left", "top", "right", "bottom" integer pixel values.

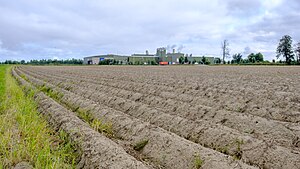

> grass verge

[{"left": 0, "top": 66, "right": 79, "bottom": 168}]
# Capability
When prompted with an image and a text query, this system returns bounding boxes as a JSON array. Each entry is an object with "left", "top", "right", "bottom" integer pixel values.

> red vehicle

[{"left": 159, "top": 62, "right": 168, "bottom": 65}]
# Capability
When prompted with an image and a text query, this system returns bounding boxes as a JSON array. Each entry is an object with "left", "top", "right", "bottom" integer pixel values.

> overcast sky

[{"left": 0, "top": 0, "right": 299, "bottom": 61}]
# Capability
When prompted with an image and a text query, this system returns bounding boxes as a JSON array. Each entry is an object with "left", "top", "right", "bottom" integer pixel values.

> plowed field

[{"left": 13, "top": 65, "right": 300, "bottom": 169}]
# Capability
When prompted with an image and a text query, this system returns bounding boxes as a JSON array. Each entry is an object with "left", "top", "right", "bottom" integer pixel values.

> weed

[
  {"left": 20, "top": 74, "right": 29, "bottom": 82},
  {"left": 91, "top": 119, "right": 114, "bottom": 137},
  {"left": 133, "top": 139, "right": 149, "bottom": 151},
  {"left": 62, "top": 101, "right": 79, "bottom": 112},
  {"left": 65, "top": 86, "right": 73, "bottom": 91},
  {"left": 233, "top": 139, "right": 244, "bottom": 160},
  {"left": 193, "top": 154, "right": 203, "bottom": 169},
  {"left": 39, "top": 85, "right": 64, "bottom": 102},
  {"left": 58, "top": 130, "right": 81, "bottom": 164},
  {"left": 76, "top": 108, "right": 93, "bottom": 122},
  {"left": 217, "top": 146, "right": 229, "bottom": 155}
]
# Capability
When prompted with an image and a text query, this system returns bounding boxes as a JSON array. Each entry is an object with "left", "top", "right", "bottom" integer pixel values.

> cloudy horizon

[{"left": 0, "top": 0, "right": 299, "bottom": 62}]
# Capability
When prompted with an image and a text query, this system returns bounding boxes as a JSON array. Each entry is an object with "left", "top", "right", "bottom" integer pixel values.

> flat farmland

[{"left": 13, "top": 65, "right": 300, "bottom": 169}]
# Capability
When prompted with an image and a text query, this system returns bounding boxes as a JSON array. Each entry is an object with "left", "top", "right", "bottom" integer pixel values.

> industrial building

[
  {"left": 128, "top": 50, "right": 158, "bottom": 65},
  {"left": 83, "top": 54, "right": 128, "bottom": 65},
  {"left": 83, "top": 47, "right": 216, "bottom": 65}
]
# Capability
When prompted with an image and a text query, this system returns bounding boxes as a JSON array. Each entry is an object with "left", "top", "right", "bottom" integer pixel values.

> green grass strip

[
  {"left": 0, "top": 65, "right": 7, "bottom": 101},
  {"left": 0, "top": 66, "right": 78, "bottom": 168}
]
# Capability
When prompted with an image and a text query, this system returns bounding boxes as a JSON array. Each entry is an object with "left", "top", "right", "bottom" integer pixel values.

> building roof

[
  {"left": 84, "top": 54, "right": 129, "bottom": 59},
  {"left": 131, "top": 54, "right": 158, "bottom": 57}
]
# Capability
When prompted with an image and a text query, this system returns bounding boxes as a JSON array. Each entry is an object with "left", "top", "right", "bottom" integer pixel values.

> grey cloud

[
  {"left": 0, "top": 0, "right": 299, "bottom": 61},
  {"left": 241, "top": 0, "right": 300, "bottom": 54},
  {"left": 243, "top": 46, "right": 251, "bottom": 55},
  {"left": 225, "top": 0, "right": 262, "bottom": 17}
]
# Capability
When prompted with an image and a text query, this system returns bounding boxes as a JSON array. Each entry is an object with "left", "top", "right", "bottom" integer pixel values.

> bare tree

[
  {"left": 221, "top": 40, "right": 230, "bottom": 64},
  {"left": 294, "top": 41, "right": 300, "bottom": 64}
]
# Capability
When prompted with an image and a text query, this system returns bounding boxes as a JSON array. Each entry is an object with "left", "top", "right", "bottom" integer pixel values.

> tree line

[
  {"left": 0, "top": 58, "right": 83, "bottom": 65},
  {"left": 221, "top": 35, "right": 300, "bottom": 65}
]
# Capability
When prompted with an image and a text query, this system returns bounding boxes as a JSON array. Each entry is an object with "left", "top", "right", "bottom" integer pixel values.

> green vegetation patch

[
  {"left": 40, "top": 84, "right": 64, "bottom": 102},
  {"left": 0, "top": 66, "right": 79, "bottom": 168},
  {"left": 0, "top": 65, "right": 8, "bottom": 101},
  {"left": 233, "top": 139, "right": 244, "bottom": 160},
  {"left": 91, "top": 118, "right": 114, "bottom": 137},
  {"left": 133, "top": 139, "right": 149, "bottom": 151},
  {"left": 193, "top": 154, "right": 204, "bottom": 169}
]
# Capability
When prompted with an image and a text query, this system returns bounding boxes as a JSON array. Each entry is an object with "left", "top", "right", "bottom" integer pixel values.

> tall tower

[{"left": 156, "top": 48, "right": 167, "bottom": 57}]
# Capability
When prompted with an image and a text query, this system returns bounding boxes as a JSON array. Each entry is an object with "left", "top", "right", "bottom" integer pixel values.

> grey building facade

[
  {"left": 83, "top": 47, "right": 216, "bottom": 65},
  {"left": 83, "top": 54, "right": 129, "bottom": 65}
]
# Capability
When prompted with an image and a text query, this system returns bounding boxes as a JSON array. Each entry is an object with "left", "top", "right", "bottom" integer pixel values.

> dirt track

[{"left": 14, "top": 65, "right": 300, "bottom": 169}]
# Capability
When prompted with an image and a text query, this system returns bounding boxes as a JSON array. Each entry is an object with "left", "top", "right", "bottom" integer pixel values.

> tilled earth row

[
  {"left": 12, "top": 68, "right": 148, "bottom": 169},
  {"left": 19, "top": 66, "right": 300, "bottom": 150},
  {"left": 22, "top": 66, "right": 300, "bottom": 124},
  {"left": 39, "top": 66, "right": 299, "bottom": 123},
  {"left": 17, "top": 66, "right": 300, "bottom": 169},
  {"left": 14, "top": 67, "right": 259, "bottom": 169},
  {"left": 15, "top": 66, "right": 300, "bottom": 169}
]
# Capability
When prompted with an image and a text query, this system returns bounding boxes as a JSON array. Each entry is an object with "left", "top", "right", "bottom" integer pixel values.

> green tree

[
  {"left": 215, "top": 58, "right": 221, "bottom": 64},
  {"left": 184, "top": 56, "right": 189, "bottom": 63},
  {"left": 201, "top": 56, "right": 206, "bottom": 64},
  {"left": 277, "top": 35, "right": 294, "bottom": 64},
  {"left": 255, "top": 52, "right": 264, "bottom": 62},
  {"left": 99, "top": 59, "right": 110, "bottom": 65},
  {"left": 247, "top": 53, "right": 264, "bottom": 63},
  {"left": 294, "top": 41, "right": 300, "bottom": 64},
  {"left": 242, "top": 59, "right": 249, "bottom": 63},
  {"left": 232, "top": 53, "right": 243, "bottom": 64},
  {"left": 248, "top": 53, "right": 256, "bottom": 63},
  {"left": 201, "top": 56, "right": 210, "bottom": 65},
  {"left": 179, "top": 56, "right": 184, "bottom": 64}
]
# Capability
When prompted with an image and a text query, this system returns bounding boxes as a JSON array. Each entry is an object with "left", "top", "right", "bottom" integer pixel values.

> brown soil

[
  {"left": 13, "top": 65, "right": 300, "bottom": 169},
  {"left": 13, "top": 69, "right": 148, "bottom": 169}
]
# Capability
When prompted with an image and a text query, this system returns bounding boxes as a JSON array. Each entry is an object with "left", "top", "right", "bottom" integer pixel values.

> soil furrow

[
  {"left": 17, "top": 67, "right": 300, "bottom": 169},
  {"left": 12, "top": 68, "right": 149, "bottom": 169},
  {"left": 18, "top": 67, "right": 300, "bottom": 151},
  {"left": 22, "top": 66, "right": 300, "bottom": 124},
  {"left": 16, "top": 67, "right": 258, "bottom": 169}
]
